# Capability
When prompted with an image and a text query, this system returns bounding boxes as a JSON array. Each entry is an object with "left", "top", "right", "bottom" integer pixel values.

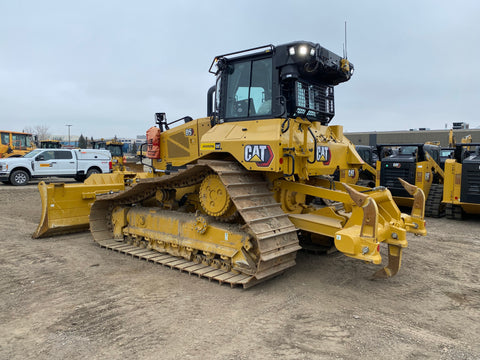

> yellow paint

[{"left": 200, "top": 143, "right": 215, "bottom": 150}]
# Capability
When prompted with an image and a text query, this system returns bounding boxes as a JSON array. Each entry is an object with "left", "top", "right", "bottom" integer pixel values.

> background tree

[
  {"left": 78, "top": 134, "right": 87, "bottom": 148},
  {"left": 131, "top": 142, "right": 137, "bottom": 154},
  {"left": 23, "top": 125, "right": 50, "bottom": 141}
]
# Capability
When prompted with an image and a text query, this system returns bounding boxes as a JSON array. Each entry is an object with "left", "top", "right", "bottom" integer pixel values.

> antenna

[{"left": 344, "top": 20, "right": 348, "bottom": 59}]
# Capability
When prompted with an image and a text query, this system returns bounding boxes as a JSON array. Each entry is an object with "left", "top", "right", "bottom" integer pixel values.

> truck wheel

[
  {"left": 10, "top": 169, "right": 29, "bottom": 186},
  {"left": 86, "top": 168, "right": 101, "bottom": 179}
]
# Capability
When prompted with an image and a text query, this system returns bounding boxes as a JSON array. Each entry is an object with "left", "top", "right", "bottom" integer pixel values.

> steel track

[{"left": 90, "top": 160, "right": 300, "bottom": 288}]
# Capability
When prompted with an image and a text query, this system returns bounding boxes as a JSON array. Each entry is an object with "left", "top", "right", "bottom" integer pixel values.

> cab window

[
  {"left": 1, "top": 133, "right": 9, "bottom": 145},
  {"left": 55, "top": 151, "right": 73, "bottom": 160},
  {"left": 107, "top": 145, "right": 123, "bottom": 156},
  {"left": 225, "top": 57, "right": 272, "bottom": 119},
  {"left": 37, "top": 151, "right": 55, "bottom": 161},
  {"left": 12, "top": 134, "right": 31, "bottom": 148}
]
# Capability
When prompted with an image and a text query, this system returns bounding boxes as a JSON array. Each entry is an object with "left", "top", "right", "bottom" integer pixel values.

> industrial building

[{"left": 345, "top": 123, "right": 480, "bottom": 146}]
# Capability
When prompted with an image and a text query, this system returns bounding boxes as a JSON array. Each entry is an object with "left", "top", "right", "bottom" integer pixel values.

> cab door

[
  {"left": 53, "top": 150, "right": 76, "bottom": 175},
  {"left": 33, "top": 150, "right": 57, "bottom": 176}
]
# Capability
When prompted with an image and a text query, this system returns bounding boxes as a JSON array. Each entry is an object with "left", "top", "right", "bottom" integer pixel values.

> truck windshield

[{"left": 23, "top": 149, "right": 43, "bottom": 158}]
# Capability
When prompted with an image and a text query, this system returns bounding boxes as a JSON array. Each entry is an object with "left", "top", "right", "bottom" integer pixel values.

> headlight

[
  {"left": 299, "top": 45, "right": 308, "bottom": 56},
  {"left": 0, "top": 163, "right": 7, "bottom": 171},
  {"left": 289, "top": 44, "right": 315, "bottom": 58}
]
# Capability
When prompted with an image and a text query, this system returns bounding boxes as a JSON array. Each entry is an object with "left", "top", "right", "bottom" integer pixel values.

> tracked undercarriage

[{"left": 90, "top": 160, "right": 301, "bottom": 288}]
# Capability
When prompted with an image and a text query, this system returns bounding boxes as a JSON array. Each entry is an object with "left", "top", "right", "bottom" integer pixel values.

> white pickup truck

[{"left": 0, "top": 148, "right": 112, "bottom": 186}]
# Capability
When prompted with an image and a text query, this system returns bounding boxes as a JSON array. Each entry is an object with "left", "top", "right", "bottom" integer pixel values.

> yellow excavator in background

[{"left": 33, "top": 41, "right": 426, "bottom": 288}]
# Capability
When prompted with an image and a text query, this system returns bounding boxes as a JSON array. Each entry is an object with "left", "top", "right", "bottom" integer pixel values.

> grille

[
  {"left": 380, "top": 163, "right": 415, "bottom": 197},
  {"left": 295, "top": 81, "right": 334, "bottom": 123},
  {"left": 461, "top": 162, "right": 480, "bottom": 203}
]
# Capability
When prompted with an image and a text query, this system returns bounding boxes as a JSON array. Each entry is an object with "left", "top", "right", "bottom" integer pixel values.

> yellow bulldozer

[
  {"left": 33, "top": 41, "right": 426, "bottom": 288},
  {"left": 40, "top": 139, "right": 62, "bottom": 149},
  {"left": 91, "top": 139, "right": 127, "bottom": 171}
]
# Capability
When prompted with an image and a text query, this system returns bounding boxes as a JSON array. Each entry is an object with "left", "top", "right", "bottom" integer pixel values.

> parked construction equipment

[
  {"left": 92, "top": 139, "right": 126, "bottom": 171},
  {"left": 375, "top": 143, "right": 444, "bottom": 217},
  {"left": 0, "top": 130, "right": 35, "bottom": 158},
  {"left": 40, "top": 140, "right": 62, "bottom": 149},
  {"left": 33, "top": 41, "right": 426, "bottom": 287},
  {"left": 443, "top": 143, "right": 480, "bottom": 219},
  {"left": 355, "top": 145, "right": 377, "bottom": 188}
]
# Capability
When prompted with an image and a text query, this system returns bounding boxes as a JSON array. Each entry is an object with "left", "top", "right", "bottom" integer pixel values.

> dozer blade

[
  {"left": 373, "top": 244, "right": 402, "bottom": 278},
  {"left": 33, "top": 173, "right": 128, "bottom": 238}
]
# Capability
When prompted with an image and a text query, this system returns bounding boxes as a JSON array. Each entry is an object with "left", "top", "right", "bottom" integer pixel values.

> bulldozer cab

[
  {"left": 210, "top": 42, "right": 353, "bottom": 125},
  {"left": 40, "top": 140, "right": 62, "bottom": 149},
  {"left": 1, "top": 131, "right": 36, "bottom": 158},
  {"left": 92, "top": 140, "right": 124, "bottom": 157},
  {"left": 92, "top": 139, "right": 125, "bottom": 171},
  {"left": 355, "top": 145, "right": 378, "bottom": 167},
  {"left": 150, "top": 41, "right": 358, "bottom": 179},
  {"left": 440, "top": 148, "right": 455, "bottom": 169}
]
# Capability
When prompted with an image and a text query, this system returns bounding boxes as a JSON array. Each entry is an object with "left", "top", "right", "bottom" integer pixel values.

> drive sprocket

[{"left": 199, "top": 174, "right": 237, "bottom": 218}]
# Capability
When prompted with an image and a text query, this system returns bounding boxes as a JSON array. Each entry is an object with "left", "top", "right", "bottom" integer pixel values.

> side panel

[
  {"left": 443, "top": 159, "right": 462, "bottom": 204},
  {"left": 75, "top": 150, "right": 112, "bottom": 173},
  {"left": 155, "top": 120, "right": 203, "bottom": 168},
  {"left": 414, "top": 161, "right": 433, "bottom": 199},
  {"left": 199, "top": 118, "right": 365, "bottom": 178},
  {"left": 200, "top": 119, "right": 282, "bottom": 172}
]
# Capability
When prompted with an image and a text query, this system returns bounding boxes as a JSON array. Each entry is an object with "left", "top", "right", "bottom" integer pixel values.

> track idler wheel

[{"left": 373, "top": 244, "right": 403, "bottom": 278}]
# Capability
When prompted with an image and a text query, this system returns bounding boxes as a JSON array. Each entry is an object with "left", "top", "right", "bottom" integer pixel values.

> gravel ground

[{"left": 0, "top": 182, "right": 479, "bottom": 359}]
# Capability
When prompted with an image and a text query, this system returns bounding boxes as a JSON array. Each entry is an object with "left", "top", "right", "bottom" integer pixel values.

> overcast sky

[{"left": 1, "top": 1, "right": 479, "bottom": 139}]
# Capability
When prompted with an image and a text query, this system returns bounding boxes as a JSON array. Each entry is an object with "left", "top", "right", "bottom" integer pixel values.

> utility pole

[{"left": 66, "top": 124, "right": 72, "bottom": 145}]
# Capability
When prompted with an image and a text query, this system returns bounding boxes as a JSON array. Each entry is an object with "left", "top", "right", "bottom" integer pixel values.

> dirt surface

[{"left": 0, "top": 182, "right": 479, "bottom": 360}]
